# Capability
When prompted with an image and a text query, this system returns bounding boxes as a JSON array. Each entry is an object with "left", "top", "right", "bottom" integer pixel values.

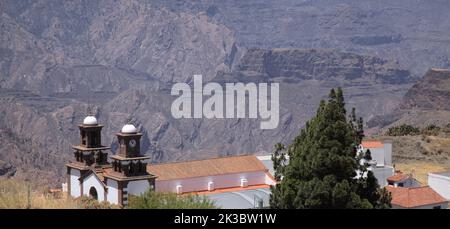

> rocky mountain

[
  {"left": 154, "top": 0, "right": 450, "bottom": 77},
  {"left": 0, "top": 0, "right": 449, "bottom": 185},
  {"left": 368, "top": 68, "right": 450, "bottom": 131}
]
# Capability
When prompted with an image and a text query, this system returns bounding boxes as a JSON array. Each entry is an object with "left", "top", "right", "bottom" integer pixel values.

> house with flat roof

[
  {"left": 428, "top": 172, "right": 450, "bottom": 200},
  {"left": 357, "top": 140, "right": 395, "bottom": 187}
]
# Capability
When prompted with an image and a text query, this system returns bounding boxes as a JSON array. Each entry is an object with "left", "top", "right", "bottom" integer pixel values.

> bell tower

[
  {"left": 104, "top": 123, "right": 156, "bottom": 206},
  {"left": 71, "top": 116, "right": 110, "bottom": 167},
  {"left": 108, "top": 124, "right": 152, "bottom": 176},
  {"left": 117, "top": 124, "right": 142, "bottom": 158}
]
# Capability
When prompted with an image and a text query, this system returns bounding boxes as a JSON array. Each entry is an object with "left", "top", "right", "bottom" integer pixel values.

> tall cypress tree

[{"left": 270, "top": 88, "right": 391, "bottom": 209}]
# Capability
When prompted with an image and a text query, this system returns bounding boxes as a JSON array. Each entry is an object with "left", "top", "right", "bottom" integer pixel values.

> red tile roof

[
  {"left": 386, "top": 186, "right": 447, "bottom": 208},
  {"left": 361, "top": 141, "right": 384, "bottom": 148},
  {"left": 387, "top": 173, "right": 410, "bottom": 183}
]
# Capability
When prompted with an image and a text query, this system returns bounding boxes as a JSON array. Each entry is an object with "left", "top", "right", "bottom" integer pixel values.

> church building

[
  {"left": 65, "top": 115, "right": 276, "bottom": 207},
  {"left": 66, "top": 116, "right": 155, "bottom": 206}
]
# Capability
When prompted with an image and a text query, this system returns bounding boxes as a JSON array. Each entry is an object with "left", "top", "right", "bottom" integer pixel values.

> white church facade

[{"left": 66, "top": 116, "right": 155, "bottom": 206}]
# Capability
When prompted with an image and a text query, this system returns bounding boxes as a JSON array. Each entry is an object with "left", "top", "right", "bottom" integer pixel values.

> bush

[
  {"left": 421, "top": 124, "right": 441, "bottom": 136},
  {"left": 128, "top": 190, "right": 217, "bottom": 209},
  {"left": 75, "top": 196, "right": 121, "bottom": 209},
  {"left": 442, "top": 123, "right": 450, "bottom": 134},
  {"left": 387, "top": 124, "right": 420, "bottom": 136}
]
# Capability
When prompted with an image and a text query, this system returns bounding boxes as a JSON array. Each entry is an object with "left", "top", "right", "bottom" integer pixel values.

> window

[
  {"left": 433, "top": 206, "right": 441, "bottom": 209},
  {"left": 89, "top": 187, "right": 98, "bottom": 200},
  {"left": 398, "top": 183, "right": 404, "bottom": 187}
]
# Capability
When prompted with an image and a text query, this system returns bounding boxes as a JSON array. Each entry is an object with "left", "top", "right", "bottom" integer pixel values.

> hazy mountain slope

[
  {"left": 0, "top": 0, "right": 445, "bottom": 185},
  {"left": 368, "top": 68, "right": 450, "bottom": 131}
]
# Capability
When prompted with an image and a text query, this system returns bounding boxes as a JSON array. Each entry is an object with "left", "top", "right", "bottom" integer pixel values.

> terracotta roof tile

[
  {"left": 386, "top": 186, "right": 447, "bottom": 208},
  {"left": 387, "top": 173, "right": 410, "bottom": 182},
  {"left": 147, "top": 155, "right": 268, "bottom": 181},
  {"left": 361, "top": 141, "right": 384, "bottom": 148}
]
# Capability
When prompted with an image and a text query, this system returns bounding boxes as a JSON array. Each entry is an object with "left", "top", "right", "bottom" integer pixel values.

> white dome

[
  {"left": 83, "top": 116, "right": 98, "bottom": 125},
  {"left": 121, "top": 124, "right": 137, "bottom": 134}
]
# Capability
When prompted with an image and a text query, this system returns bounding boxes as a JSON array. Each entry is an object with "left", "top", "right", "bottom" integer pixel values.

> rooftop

[
  {"left": 361, "top": 141, "right": 384, "bottom": 148},
  {"left": 386, "top": 186, "right": 447, "bottom": 208},
  {"left": 147, "top": 155, "right": 268, "bottom": 181},
  {"left": 387, "top": 172, "right": 410, "bottom": 183}
]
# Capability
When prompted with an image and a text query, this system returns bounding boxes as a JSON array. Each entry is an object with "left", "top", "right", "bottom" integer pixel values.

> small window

[
  {"left": 89, "top": 187, "right": 98, "bottom": 200},
  {"left": 398, "top": 183, "right": 404, "bottom": 187},
  {"left": 433, "top": 206, "right": 441, "bottom": 209}
]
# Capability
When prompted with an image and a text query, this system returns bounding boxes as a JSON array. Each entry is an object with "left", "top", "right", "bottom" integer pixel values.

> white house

[
  {"left": 428, "top": 172, "right": 450, "bottom": 200},
  {"left": 358, "top": 140, "right": 395, "bottom": 187},
  {"left": 387, "top": 172, "right": 421, "bottom": 188}
]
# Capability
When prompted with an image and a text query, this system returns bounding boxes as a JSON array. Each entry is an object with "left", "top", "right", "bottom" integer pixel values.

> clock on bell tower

[{"left": 116, "top": 124, "right": 142, "bottom": 158}]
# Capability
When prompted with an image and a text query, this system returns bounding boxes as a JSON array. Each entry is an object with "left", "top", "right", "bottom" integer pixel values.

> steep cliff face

[
  {"left": 155, "top": 0, "right": 450, "bottom": 77},
  {"left": 401, "top": 69, "right": 450, "bottom": 110},
  {"left": 368, "top": 68, "right": 450, "bottom": 130},
  {"left": 234, "top": 49, "right": 411, "bottom": 84}
]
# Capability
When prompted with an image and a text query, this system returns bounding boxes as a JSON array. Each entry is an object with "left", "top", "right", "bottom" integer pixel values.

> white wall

[
  {"left": 383, "top": 142, "right": 392, "bottom": 166},
  {"left": 155, "top": 171, "right": 269, "bottom": 193},
  {"left": 128, "top": 180, "right": 151, "bottom": 196},
  {"left": 367, "top": 148, "right": 385, "bottom": 166},
  {"left": 372, "top": 166, "right": 395, "bottom": 187},
  {"left": 264, "top": 173, "right": 277, "bottom": 185},
  {"left": 82, "top": 173, "right": 105, "bottom": 202},
  {"left": 106, "top": 179, "right": 119, "bottom": 205},
  {"left": 428, "top": 173, "right": 450, "bottom": 200},
  {"left": 70, "top": 169, "right": 81, "bottom": 197}
]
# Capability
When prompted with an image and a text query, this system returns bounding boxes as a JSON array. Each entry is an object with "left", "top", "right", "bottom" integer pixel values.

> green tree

[
  {"left": 271, "top": 143, "right": 287, "bottom": 182},
  {"left": 128, "top": 190, "right": 217, "bottom": 209},
  {"left": 270, "top": 88, "right": 391, "bottom": 209},
  {"left": 364, "top": 149, "right": 372, "bottom": 161}
]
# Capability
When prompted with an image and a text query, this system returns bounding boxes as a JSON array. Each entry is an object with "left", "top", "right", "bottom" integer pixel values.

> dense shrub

[
  {"left": 75, "top": 196, "right": 121, "bottom": 209},
  {"left": 386, "top": 124, "right": 420, "bottom": 136},
  {"left": 421, "top": 124, "right": 441, "bottom": 136}
]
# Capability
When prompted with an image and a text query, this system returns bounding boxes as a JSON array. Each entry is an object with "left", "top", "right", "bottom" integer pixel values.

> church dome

[
  {"left": 83, "top": 116, "right": 98, "bottom": 125},
  {"left": 121, "top": 124, "right": 137, "bottom": 134}
]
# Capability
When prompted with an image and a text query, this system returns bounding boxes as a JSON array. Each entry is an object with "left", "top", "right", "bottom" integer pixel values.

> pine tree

[
  {"left": 270, "top": 88, "right": 391, "bottom": 209},
  {"left": 364, "top": 149, "right": 372, "bottom": 161}
]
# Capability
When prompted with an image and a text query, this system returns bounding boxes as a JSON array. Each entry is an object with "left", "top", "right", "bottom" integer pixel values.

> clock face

[{"left": 129, "top": 139, "right": 137, "bottom": 148}]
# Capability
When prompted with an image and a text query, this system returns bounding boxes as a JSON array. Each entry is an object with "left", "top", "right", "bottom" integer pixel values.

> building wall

[
  {"left": 367, "top": 148, "right": 385, "bottom": 166},
  {"left": 70, "top": 169, "right": 81, "bottom": 197},
  {"left": 383, "top": 142, "right": 392, "bottom": 166},
  {"left": 155, "top": 171, "right": 270, "bottom": 193},
  {"left": 428, "top": 173, "right": 450, "bottom": 200},
  {"left": 82, "top": 173, "right": 105, "bottom": 202},
  {"left": 106, "top": 179, "right": 119, "bottom": 205},
  {"left": 264, "top": 173, "right": 277, "bottom": 185},
  {"left": 372, "top": 166, "right": 395, "bottom": 187},
  {"left": 128, "top": 180, "right": 151, "bottom": 196},
  {"left": 393, "top": 178, "right": 421, "bottom": 188}
]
